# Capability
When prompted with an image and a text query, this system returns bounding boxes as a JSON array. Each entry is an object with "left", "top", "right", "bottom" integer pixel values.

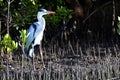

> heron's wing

[
  {"left": 25, "top": 23, "right": 37, "bottom": 49},
  {"left": 33, "top": 21, "right": 45, "bottom": 45}
]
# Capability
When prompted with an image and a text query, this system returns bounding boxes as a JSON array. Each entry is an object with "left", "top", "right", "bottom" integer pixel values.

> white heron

[{"left": 25, "top": 9, "right": 55, "bottom": 66}]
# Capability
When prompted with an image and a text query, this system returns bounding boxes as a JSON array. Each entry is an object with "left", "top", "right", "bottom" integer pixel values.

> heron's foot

[
  {"left": 26, "top": 56, "right": 32, "bottom": 62},
  {"left": 36, "top": 65, "right": 45, "bottom": 70}
]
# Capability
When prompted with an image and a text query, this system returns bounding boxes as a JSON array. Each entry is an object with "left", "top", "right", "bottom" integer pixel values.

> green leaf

[
  {"left": 45, "top": 6, "right": 73, "bottom": 27},
  {"left": 2, "top": 34, "right": 18, "bottom": 54},
  {"left": 7, "top": 47, "right": 12, "bottom": 54},
  {"left": 11, "top": 40, "right": 18, "bottom": 50},
  {"left": 2, "top": 34, "right": 12, "bottom": 46},
  {"left": 20, "top": 29, "right": 27, "bottom": 43}
]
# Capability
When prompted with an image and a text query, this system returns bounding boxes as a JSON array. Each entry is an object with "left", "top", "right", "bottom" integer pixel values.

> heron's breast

[{"left": 34, "top": 32, "right": 43, "bottom": 45}]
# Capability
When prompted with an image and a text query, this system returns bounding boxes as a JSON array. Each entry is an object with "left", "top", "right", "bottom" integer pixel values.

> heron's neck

[
  {"left": 38, "top": 17, "right": 45, "bottom": 26},
  {"left": 37, "top": 12, "right": 45, "bottom": 21}
]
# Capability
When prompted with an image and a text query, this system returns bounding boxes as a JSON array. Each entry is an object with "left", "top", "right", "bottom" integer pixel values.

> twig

[
  {"left": 7, "top": 0, "right": 10, "bottom": 34},
  {"left": 6, "top": 59, "right": 9, "bottom": 80},
  {"left": 6, "top": 0, "right": 14, "bottom": 34},
  {"left": 69, "top": 41, "right": 75, "bottom": 55},
  {"left": 10, "top": 0, "right": 14, "bottom": 3},
  {"left": 112, "top": 0, "right": 115, "bottom": 26}
]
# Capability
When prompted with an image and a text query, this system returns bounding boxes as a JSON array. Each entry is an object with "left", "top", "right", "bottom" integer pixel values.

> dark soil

[{"left": 0, "top": 40, "right": 120, "bottom": 80}]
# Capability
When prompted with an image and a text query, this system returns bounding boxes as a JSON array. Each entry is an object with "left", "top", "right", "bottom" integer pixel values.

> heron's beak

[{"left": 47, "top": 11, "right": 56, "bottom": 14}]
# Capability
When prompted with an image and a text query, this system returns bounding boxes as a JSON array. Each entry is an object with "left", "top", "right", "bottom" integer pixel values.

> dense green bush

[
  {"left": 0, "top": 0, "right": 73, "bottom": 53},
  {"left": 1, "top": 34, "right": 18, "bottom": 54}
]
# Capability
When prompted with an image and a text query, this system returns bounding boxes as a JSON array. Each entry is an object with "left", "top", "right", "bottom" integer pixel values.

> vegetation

[
  {"left": 1, "top": 34, "right": 18, "bottom": 54},
  {"left": 0, "top": 0, "right": 120, "bottom": 80}
]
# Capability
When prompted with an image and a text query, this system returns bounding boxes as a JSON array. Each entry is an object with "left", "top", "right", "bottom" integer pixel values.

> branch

[
  {"left": 10, "top": 0, "right": 14, "bottom": 3},
  {"left": 112, "top": 0, "right": 115, "bottom": 26},
  {"left": 6, "top": 0, "right": 14, "bottom": 34},
  {"left": 83, "top": 1, "right": 112, "bottom": 23}
]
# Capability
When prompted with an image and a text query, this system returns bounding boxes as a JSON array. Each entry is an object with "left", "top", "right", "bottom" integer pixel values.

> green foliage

[
  {"left": 12, "top": 0, "right": 40, "bottom": 30},
  {"left": 1, "top": 34, "right": 18, "bottom": 54},
  {"left": 19, "top": 29, "right": 27, "bottom": 44},
  {"left": 0, "top": 0, "right": 73, "bottom": 40},
  {"left": 0, "top": 0, "right": 7, "bottom": 15},
  {"left": 57, "top": 6, "right": 73, "bottom": 20},
  {"left": 0, "top": 0, "right": 3, "bottom": 2},
  {"left": 0, "top": 0, "right": 73, "bottom": 29},
  {"left": 117, "top": 16, "right": 120, "bottom": 35},
  {"left": 45, "top": 6, "right": 73, "bottom": 27},
  {"left": 0, "top": 0, "right": 39, "bottom": 30}
]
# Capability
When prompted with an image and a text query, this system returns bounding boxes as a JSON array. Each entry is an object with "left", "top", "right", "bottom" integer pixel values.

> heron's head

[{"left": 37, "top": 9, "right": 55, "bottom": 20}]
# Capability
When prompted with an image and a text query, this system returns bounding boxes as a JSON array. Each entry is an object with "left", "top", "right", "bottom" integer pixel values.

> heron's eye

[
  {"left": 39, "top": 9, "right": 47, "bottom": 13},
  {"left": 43, "top": 10, "right": 47, "bottom": 13}
]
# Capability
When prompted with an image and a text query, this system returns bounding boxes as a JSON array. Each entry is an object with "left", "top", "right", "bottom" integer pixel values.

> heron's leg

[
  {"left": 39, "top": 45, "right": 45, "bottom": 67},
  {"left": 32, "top": 45, "right": 35, "bottom": 70}
]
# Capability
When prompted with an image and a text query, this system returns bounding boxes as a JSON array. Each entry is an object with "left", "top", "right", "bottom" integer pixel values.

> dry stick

[
  {"left": 102, "top": 69, "right": 106, "bottom": 80},
  {"left": 87, "top": 42, "right": 91, "bottom": 58},
  {"left": 20, "top": 43, "right": 26, "bottom": 80},
  {"left": 112, "top": 0, "right": 115, "bottom": 27},
  {"left": 104, "top": 47, "right": 107, "bottom": 57},
  {"left": 6, "top": 2, "right": 14, "bottom": 79},
  {"left": 93, "top": 46, "right": 96, "bottom": 59},
  {"left": 0, "top": 21, "right": 3, "bottom": 66},
  {"left": 98, "top": 64, "right": 102, "bottom": 80},
  {"left": 68, "top": 41, "right": 75, "bottom": 55},
  {"left": 54, "top": 41, "right": 56, "bottom": 54},
  {"left": 6, "top": 59, "right": 9, "bottom": 80},
  {"left": 43, "top": 47, "right": 47, "bottom": 61},
  {"left": 0, "top": 0, "right": 15, "bottom": 39},
  {"left": 6, "top": 2, "right": 10, "bottom": 79},
  {"left": 115, "top": 43, "right": 119, "bottom": 57},
  {"left": 38, "top": 71, "right": 42, "bottom": 80},
  {"left": 53, "top": 41, "right": 56, "bottom": 55},
  {"left": 19, "top": 41, "right": 28, "bottom": 79},
  {"left": 107, "top": 63, "right": 111, "bottom": 80},
  {"left": 6, "top": 0, "right": 14, "bottom": 34},
  {"left": 108, "top": 48, "right": 111, "bottom": 57},
  {"left": 31, "top": 70, "right": 34, "bottom": 80},
  {"left": 32, "top": 45, "right": 35, "bottom": 70},
  {"left": 20, "top": 54, "right": 24, "bottom": 80},
  {"left": 113, "top": 45, "right": 117, "bottom": 57},
  {"left": 7, "top": 0, "right": 10, "bottom": 34},
  {"left": 97, "top": 44, "right": 101, "bottom": 60},
  {"left": 76, "top": 41, "right": 79, "bottom": 55},
  {"left": 39, "top": 45, "right": 45, "bottom": 67},
  {"left": 54, "top": 43, "right": 57, "bottom": 61},
  {"left": 112, "top": 58, "right": 119, "bottom": 79},
  {"left": 79, "top": 47, "right": 83, "bottom": 57}
]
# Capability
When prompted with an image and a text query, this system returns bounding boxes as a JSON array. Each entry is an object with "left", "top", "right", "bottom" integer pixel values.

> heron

[{"left": 25, "top": 9, "right": 55, "bottom": 67}]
